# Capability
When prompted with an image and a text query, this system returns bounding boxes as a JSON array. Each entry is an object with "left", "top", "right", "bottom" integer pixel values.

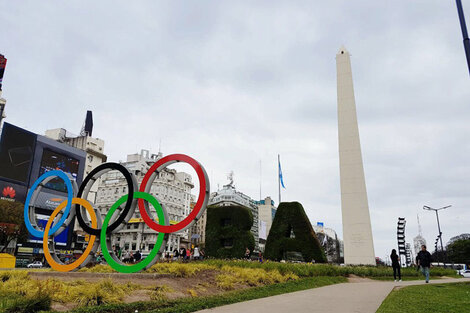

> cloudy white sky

[{"left": 1, "top": 1, "right": 469, "bottom": 261}]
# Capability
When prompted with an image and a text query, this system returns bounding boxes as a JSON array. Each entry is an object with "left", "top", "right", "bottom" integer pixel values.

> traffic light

[{"left": 397, "top": 217, "right": 406, "bottom": 255}]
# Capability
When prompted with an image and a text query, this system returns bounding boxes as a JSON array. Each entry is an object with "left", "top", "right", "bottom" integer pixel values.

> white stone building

[
  {"left": 188, "top": 198, "right": 207, "bottom": 248},
  {"left": 312, "top": 224, "right": 341, "bottom": 263},
  {"left": 255, "top": 196, "right": 276, "bottom": 251},
  {"left": 45, "top": 112, "right": 107, "bottom": 203},
  {"left": 94, "top": 149, "right": 194, "bottom": 255}
]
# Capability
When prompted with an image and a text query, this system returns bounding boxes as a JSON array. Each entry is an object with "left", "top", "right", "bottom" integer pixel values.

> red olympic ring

[{"left": 138, "top": 154, "right": 207, "bottom": 233}]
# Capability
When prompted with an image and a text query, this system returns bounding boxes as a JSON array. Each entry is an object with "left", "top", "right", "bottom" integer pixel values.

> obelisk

[{"left": 336, "top": 46, "right": 376, "bottom": 265}]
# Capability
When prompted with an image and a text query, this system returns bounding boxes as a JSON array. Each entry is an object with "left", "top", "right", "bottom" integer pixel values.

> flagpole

[
  {"left": 278, "top": 154, "right": 281, "bottom": 205},
  {"left": 259, "top": 159, "right": 262, "bottom": 200}
]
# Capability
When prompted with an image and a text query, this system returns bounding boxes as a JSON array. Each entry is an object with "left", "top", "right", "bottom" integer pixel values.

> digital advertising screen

[
  {"left": 38, "top": 149, "right": 79, "bottom": 193},
  {"left": 28, "top": 215, "right": 70, "bottom": 246},
  {"left": 0, "top": 123, "right": 37, "bottom": 184}
]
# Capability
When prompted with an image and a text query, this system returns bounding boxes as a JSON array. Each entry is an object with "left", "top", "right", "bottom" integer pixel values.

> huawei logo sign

[{"left": 2, "top": 186, "right": 16, "bottom": 199}]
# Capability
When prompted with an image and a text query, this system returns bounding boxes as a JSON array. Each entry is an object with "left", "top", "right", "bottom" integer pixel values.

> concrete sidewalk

[{"left": 197, "top": 278, "right": 470, "bottom": 313}]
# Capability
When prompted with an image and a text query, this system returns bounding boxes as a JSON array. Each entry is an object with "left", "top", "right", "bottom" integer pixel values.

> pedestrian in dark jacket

[
  {"left": 172, "top": 248, "right": 179, "bottom": 261},
  {"left": 416, "top": 245, "right": 432, "bottom": 283},
  {"left": 390, "top": 249, "right": 401, "bottom": 282},
  {"left": 180, "top": 247, "right": 187, "bottom": 261}
]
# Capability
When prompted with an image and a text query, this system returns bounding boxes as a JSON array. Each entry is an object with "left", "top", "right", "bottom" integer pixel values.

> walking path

[{"left": 197, "top": 277, "right": 470, "bottom": 313}]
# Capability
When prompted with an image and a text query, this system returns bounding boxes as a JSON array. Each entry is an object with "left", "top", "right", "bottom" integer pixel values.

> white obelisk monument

[{"left": 336, "top": 46, "right": 376, "bottom": 265}]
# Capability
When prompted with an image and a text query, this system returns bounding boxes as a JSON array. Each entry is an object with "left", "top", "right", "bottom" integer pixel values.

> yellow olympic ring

[{"left": 43, "top": 198, "right": 97, "bottom": 272}]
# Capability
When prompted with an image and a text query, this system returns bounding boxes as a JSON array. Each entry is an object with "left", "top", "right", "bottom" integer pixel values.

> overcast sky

[{"left": 1, "top": 1, "right": 469, "bottom": 261}]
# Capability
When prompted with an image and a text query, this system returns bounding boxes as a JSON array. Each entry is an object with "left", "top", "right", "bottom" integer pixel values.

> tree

[
  {"left": 446, "top": 239, "right": 470, "bottom": 265},
  {"left": 0, "top": 199, "right": 28, "bottom": 253},
  {"left": 265, "top": 202, "right": 326, "bottom": 263}
]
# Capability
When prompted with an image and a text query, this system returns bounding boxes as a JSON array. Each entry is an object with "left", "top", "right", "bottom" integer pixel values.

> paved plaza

[{"left": 197, "top": 278, "right": 470, "bottom": 313}]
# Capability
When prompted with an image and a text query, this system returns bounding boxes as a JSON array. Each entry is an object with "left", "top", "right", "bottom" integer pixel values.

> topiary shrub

[
  {"left": 205, "top": 205, "right": 255, "bottom": 259},
  {"left": 264, "top": 202, "right": 327, "bottom": 263}
]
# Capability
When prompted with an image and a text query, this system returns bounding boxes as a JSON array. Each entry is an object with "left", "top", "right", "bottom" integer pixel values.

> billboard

[
  {"left": 38, "top": 149, "right": 79, "bottom": 193},
  {"left": 0, "top": 54, "right": 6, "bottom": 90},
  {"left": 0, "top": 123, "right": 37, "bottom": 184},
  {"left": 28, "top": 213, "right": 70, "bottom": 246},
  {"left": 0, "top": 180, "right": 27, "bottom": 203}
]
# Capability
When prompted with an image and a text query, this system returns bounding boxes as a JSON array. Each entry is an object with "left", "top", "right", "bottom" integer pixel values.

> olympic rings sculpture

[{"left": 23, "top": 154, "right": 210, "bottom": 273}]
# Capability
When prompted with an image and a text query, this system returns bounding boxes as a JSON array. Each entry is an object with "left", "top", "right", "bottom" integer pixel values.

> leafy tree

[
  {"left": 0, "top": 199, "right": 28, "bottom": 253},
  {"left": 446, "top": 239, "right": 470, "bottom": 264}
]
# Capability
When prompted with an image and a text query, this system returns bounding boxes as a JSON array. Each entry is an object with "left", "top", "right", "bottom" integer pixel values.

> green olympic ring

[{"left": 101, "top": 191, "right": 166, "bottom": 273}]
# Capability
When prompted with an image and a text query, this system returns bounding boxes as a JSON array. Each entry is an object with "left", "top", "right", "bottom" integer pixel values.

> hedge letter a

[
  {"left": 205, "top": 205, "right": 255, "bottom": 259},
  {"left": 265, "top": 202, "right": 326, "bottom": 262}
]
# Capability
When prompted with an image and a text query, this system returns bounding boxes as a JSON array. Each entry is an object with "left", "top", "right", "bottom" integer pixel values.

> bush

[
  {"left": 150, "top": 285, "right": 174, "bottom": 301},
  {"left": 205, "top": 205, "right": 255, "bottom": 259},
  {"left": 0, "top": 293, "right": 51, "bottom": 313},
  {"left": 265, "top": 202, "right": 327, "bottom": 263},
  {"left": 215, "top": 266, "right": 298, "bottom": 290},
  {"left": 201, "top": 260, "right": 457, "bottom": 278},
  {"left": 144, "top": 262, "right": 215, "bottom": 277}
]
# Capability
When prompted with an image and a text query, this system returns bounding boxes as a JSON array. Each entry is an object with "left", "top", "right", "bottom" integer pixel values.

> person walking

[
  {"left": 173, "top": 247, "right": 179, "bottom": 261},
  {"left": 244, "top": 247, "right": 251, "bottom": 260},
  {"left": 416, "top": 245, "right": 432, "bottom": 283},
  {"left": 193, "top": 246, "right": 200, "bottom": 260},
  {"left": 134, "top": 250, "right": 142, "bottom": 262},
  {"left": 390, "top": 249, "right": 401, "bottom": 282},
  {"left": 180, "top": 246, "right": 187, "bottom": 261}
]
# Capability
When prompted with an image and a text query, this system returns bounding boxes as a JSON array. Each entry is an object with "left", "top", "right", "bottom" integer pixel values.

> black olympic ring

[{"left": 75, "top": 162, "right": 138, "bottom": 236}]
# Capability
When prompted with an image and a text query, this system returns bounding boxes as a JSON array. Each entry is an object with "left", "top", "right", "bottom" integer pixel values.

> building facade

[
  {"left": 94, "top": 150, "right": 194, "bottom": 255},
  {"left": 312, "top": 224, "right": 341, "bottom": 263},
  {"left": 188, "top": 199, "right": 207, "bottom": 248},
  {"left": 255, "top": 196, "right": 276, "bottom": 251},
  {"left": 45, "top": 112, "right": 107, "bottom": 203}
]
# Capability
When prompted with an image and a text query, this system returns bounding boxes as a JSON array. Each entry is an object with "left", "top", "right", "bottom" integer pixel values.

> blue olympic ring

[{"left": 24, "top": 170, "right": 74, "bottom": 238}]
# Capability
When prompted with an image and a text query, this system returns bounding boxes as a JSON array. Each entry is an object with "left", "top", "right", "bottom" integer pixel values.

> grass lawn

[{"left": 376, "top": 282, "right": 470, "bottom": 313}]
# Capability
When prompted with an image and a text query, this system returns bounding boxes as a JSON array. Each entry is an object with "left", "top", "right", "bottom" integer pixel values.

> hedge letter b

[{"left": 205, "top": 205, "right": 255, "bottom": 259}]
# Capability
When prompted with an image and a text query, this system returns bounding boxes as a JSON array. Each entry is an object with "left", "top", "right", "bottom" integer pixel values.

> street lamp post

[
  {"left": 455, "top": 0, "right": 470, "bottom": 75},
  {"left": 423, "top": 205, "right": 451, "bottom": 265}
]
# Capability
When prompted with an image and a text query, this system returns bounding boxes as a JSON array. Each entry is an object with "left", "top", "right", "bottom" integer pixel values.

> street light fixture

[
  {"left": 455, "top": 0, "right": 470, "bottom": 75},
  {"left": 423, "top": 205, "right": 451, "bottom": 265}
]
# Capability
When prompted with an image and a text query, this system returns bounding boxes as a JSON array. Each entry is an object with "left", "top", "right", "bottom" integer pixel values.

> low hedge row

[{"left": 201, "top": 260, "right": 458, "bottom": 278}]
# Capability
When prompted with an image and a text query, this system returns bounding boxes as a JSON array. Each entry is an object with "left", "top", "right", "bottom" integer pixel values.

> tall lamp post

[
  {"left": 423, "top": 205, "right": 451, "bottom": 264},
  {"left": 456, "top": 0, "right": 470, "bottom": 75}
]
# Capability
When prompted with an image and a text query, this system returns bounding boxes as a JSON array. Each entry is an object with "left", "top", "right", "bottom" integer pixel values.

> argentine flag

[{"left": 279, "top": 159, "right": 286, "bottom": 189}]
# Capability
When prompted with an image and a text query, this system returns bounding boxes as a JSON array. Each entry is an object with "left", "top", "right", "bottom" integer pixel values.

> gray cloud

[{"left": 1, "top": 0, "right": 469, "bottom": 261}]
